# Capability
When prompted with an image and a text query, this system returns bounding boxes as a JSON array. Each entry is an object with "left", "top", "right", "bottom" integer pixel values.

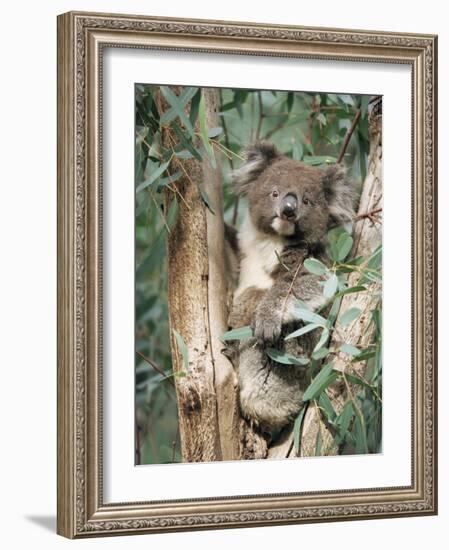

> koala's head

[{"left": 232, "top": 142, "right": 355, "bottom": 243}]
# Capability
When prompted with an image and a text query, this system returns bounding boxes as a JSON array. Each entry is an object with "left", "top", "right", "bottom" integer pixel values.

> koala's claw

[{"left": 252, "top": 313, "right": 282, "bottom": 344}]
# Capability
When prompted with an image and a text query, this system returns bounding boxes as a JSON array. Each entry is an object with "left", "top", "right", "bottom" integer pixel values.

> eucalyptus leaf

[
  {"left": 303, "top": 362, "right": 338, "bottom": 402},
  {"left": 323, "top": 273, "right": 338, "bottom": 298},
  {"left": 303, "top": 155, "right": 337, "bottom": 166},
  {"left": 336, "top": 232, "right": 353, "bottom": 261},
  {"left": 266, "top": 348, "right": 309, "bottom": 366},
  {"left": 285, "top": 323, "right": 321, "bottom": 341},
  {"left": 293, "top": 404, "right": 308, "bottom": 454},
  {"left": 172, "top": 329, "right": 189, "bottom": 372},
  {"left": 313, "top": 327, "right": 330, "bottom": 353},
  {"left": 303, "top": 258, "right": 327, "bottom": 275},
  {"left": 160, "top": 86, "right": 197, "bottom": 138},
  {"left": 198, "top": 185, "right": 215, "bottom": 215},
  {"left": 220, "top": 326, "right": 253, "bottom": 341},
  {"left": 340, "top": 307, "right": 362, "bottom": 327},
  {"left": 207, "top": 126, "right": 224, "bottom": 138},
  {"left": 171, "top": 121, "right": 203, "bottom": 162},
  {"left": 334, "top": 285, "right": 367, "bottom": 298},
  {"left": 136, "top": 160, "right": 170, "bottom": 193},
  {"left": 292, "top": 308, "right": 327, "bottom": 327},
  {"left": 340, "top": 343, "right": 361, "bottom": 356},
  {"left": 312, "top": 347, "right": 330, "bottom": 360}
]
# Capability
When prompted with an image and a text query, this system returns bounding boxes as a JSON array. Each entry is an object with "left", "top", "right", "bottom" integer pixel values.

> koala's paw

[{"left": 252, "top": 309, "right": 282, "bottom": 344}]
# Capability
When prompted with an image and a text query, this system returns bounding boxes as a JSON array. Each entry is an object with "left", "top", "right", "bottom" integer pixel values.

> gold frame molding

[{"left": 57, "top": 11, "right": 438, "bottom": 538}]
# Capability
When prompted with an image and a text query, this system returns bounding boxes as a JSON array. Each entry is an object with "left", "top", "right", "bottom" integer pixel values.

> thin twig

[
  {"left": 135, "top": 413, "right": 141, "bottom": 465},
  {"left": 336, "top": 108, "right": 361, "bottom": 164},
  {"left": 354, "top": 207, "right": 383, "bottom": 224},
  {"left": 136, "top": 350, "right": 175, "bottom": 387},
  {"left": 149, "top": 189, "right": 171, "bottom": 233},
  {"left": 264, "top": 119, "right": 288, "bottom": 140},
  {"left": 280, "top": 259, "right": 304, "bottom": 317},
  {"left": 165, "top": 183, "right": 191, "bottom": 210},
  {"left": 256, "top": 91, "right": 264, "bottom": 139},
  {"left": 171, "top": 423, "right": 180, "bottom": 463},
  {"left": 328, "top": 207, "right": 383, "bottom": 231}
]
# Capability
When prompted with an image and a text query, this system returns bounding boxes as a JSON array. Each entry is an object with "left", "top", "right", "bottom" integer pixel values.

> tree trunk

[{"left": 162, "top": 89, "right": 265, "bottom": 462}]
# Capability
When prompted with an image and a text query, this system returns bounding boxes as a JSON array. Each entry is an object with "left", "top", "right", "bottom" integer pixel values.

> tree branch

[{"left": 336, "top": 108, "right": 361, "bottom": 164}]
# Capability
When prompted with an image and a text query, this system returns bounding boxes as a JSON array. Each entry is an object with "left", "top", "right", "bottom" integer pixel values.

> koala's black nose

[{"left": 280, "top": 194, "right": 297, "bottom": 220}]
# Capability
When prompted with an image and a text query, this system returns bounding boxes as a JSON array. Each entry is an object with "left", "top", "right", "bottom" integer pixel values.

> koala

[{"left": 228, "top": 141, "right": 355, "bottom": 434}]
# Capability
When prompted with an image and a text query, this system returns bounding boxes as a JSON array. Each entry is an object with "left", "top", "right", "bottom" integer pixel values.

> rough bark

[
  {"left": 299, "top": 99, "right": 383, "bottom": 457},
  {"left": 202, "top": 90, "right": 242, "bottom": 461},
  {"left": 162, "top": 88, "right": 265, "bottom": 462}
]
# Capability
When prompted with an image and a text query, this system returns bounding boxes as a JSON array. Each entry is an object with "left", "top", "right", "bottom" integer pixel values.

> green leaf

[
  {"left": 326, "top": 226, "right": 347, "bottom": 261},
  {"left": 334, "top": 401, "right": 354, "bottom": 445},
  {"left": 325, "top": 296, "right": 342, "bottom": 329},
  {"left": 292, "top": 307, "right": 327, "bottom": 326},
  {"left": 368, "top": 245, "right": 382, "bottom": 270},
  {"left": 312, "top": 347, "right": 330, "bottom": 360},
  {"left": 303, "top": 258, "right": 327, "bottom": 275},
  {"left": 160, "top": 86, "right": 197, "bottom": 138},
  {"left": 198, "top": 94, "right": 217, "bottom": 168},
  {"left": 318, "top": 392, "right": 337, "bottom": 422},
  {"left": 136, "top": 160, "right": 170, "bottom": 193},
  {"left": 314, "top": 430, "right": 322, "bottom": 456},
  {"left": 266, "top": 348, "right": 309, "bottom": 366},
  {"left": 156, "top": 171, "right": 182, "bottom": 192},
  {"left": 316, "top": 112, "right": 327, "bottom": 126},
  {"left": 336, "top": 232, "right": 353, "bottom": 261},
  {"left": 284, "top": 323, "right": 321, "bottom": 341},
  {"left": 360, "top": 95, "right": 370, "bottom": 118},
  {"left": 220, "top": 326, "right": 253, "bottom": 341},
  {"left": 345, "top": 373, "right": 373, "bottom": 392},
  {"left": 352, "top": 349, "right": 376, "bottom": 362},
  {"left": 171, "top": 121, "right": 203, "bottom": 162},
  {"left": 303, "top": 155, "right": 337, "bottom": 166},
  {"left": 189, "top": 88, "right": 201, "bottom": 126},
  {"left": 303, "top": 362, "right": 338, "bottom": 401},
  {"left": 293, "top": 404, "right": 308, "bottom": 454},
  {"left": 207, "top": 126, "right": 224, "bottom": 138},
  {"left": 174, "top": 150, "right": 194, "bottom": 160},
  {"left": 172, "top": 329, "right": 189, "bottom": 372},
  {"left": 313, "top": 327, "right": 330, "bottom": 353},
  {"left": 323, "top": 273, "right": 338, "bottom": 298},
  {"left": 361, "top": 270, "right": 382, "bottom": 284},
  {"left": 292, "top": 140, "right": 304, "bottom": 161},
  {"left": 198, "top": 185, "right": 215, "bottom": 214},
  {"left": 353, "top": 414, "right": 368, "bottom": 454},
  {"left": 340, "top": 307, "right": 361, "bottom": 327},
  {"left": 166, "top": 197, "right": 179, "bottom": 229},
  {"left": 340, "top": 343, "right": 361, "bottom": 356},
  {"left": 334, "top": 285, "right": 367, "bottom": 298},
  {"left": 174, "top": 370, "right": 187, "bottom": 378}
]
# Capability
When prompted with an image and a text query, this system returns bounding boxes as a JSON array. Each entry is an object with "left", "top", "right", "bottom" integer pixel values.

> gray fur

[{"left": 228, "top": 142, "right": 355, "bottom": 433}]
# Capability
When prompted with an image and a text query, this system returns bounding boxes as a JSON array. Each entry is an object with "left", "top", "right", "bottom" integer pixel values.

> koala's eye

[
  {"left": 302, "top": 197, "right": 310, "bottom": 205},
  {"left": 272, "top": 190, "right": 279, "bottom": 198}
]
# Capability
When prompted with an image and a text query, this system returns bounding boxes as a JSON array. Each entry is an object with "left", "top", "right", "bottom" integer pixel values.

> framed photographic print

[{"left": 57, "top": 11, "right": 438, "bottom": 538}]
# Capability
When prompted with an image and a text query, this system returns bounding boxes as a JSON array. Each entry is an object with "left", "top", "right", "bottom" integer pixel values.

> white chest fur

[{"left": 235, "top": 215, "right": 284, "bottom": 298}]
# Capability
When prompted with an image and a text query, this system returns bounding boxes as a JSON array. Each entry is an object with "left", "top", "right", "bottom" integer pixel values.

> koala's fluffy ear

[
  {"left": 323, "top": 164, "right": 356, "bottom": 230},
  {"left": 231, "top": 141, "right": 279, "bottom": 195}
]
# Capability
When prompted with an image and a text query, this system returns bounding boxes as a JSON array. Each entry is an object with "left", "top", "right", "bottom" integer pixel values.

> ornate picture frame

[{"left": 57, "top": 11, "right": 437, "bottom": 538}]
